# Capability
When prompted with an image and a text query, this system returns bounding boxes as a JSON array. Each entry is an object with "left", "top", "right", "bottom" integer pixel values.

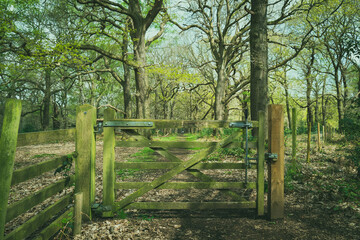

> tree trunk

[
  {"left": 42, "top": 68, "right": 52, "bottom": 130},
  {"left": 305, "top": 47, "right": 315, "bottom": 128},
  {"left": 132, "top": 27, "right": 150, "bottom": 119},
  {"left": 283, "top": 70, "right": 291, "bottom": 129},
  {"left": 334, "top": 67, "right": 344, "bottom": 130},
  {"left": 122, "top": 21, "right": 132, "bottom": 119},
  {"left": 250, "top": 0, "right": 268, "bottom": 122},
  {"left": 321, "top": 77, "right": 327, "bottom": 127},
  {"left": 214, "top": 63, "right": 227, "bottom": 120}
]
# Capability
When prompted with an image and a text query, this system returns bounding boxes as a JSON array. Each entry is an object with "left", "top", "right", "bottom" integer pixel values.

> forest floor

[{"left": 7, "top": 133, "right": 360, "bottom": 240}]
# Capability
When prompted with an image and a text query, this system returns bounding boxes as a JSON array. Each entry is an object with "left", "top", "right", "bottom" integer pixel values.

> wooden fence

[
  {"left": 0, "top": 101, "right": 93, "bottom": 240},
  {"left": 1, "top": 101, "right": 285, "bottom": 240}
]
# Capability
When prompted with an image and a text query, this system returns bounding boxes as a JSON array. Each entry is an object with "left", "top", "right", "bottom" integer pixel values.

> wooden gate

[{"left": 100, "top": 109, "right": 268, "bottom": 217}]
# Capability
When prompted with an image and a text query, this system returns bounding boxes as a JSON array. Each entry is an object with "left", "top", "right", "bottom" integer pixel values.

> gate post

[
  {"left": 75, "top": 104, "right": 96, "bottom": 221},
  {"left": 257, "top": 111, "right": 265, "bottom": 216},
  {"left": 102, "top": 108, "right": 116, "bottom": 217},
  {"left": 268, "top": 105, "right": 284, "bottom": 219},
  {"left": 0, "top": 99, "right": 22, "bottom": 240}
]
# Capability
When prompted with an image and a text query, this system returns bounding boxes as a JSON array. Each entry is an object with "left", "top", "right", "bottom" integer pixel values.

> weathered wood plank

[
  {"left": 116, "top": 130, "right": 243, "bottom": 210},
  {"left": 257, "top": 111, "right": 265, "bottom": 216},
  {"left": 102, "top": 108, "right": 116, "bottom": 217},
  {"left": 17, "top": 128, "right": 75, "bottom": 147},
  {"left": 115, "top": 162, "right": 256, "bottom": 170},
  {"left": 75, "top": 104, "right": 96, "bottom": 221},
  {"left": 6, "top": 175, "right": 74, "bottom": 223},
  {"left": 120, "top": 201, "right": 256, "bottom": 210},
  {"left": 115, "top": 140, "right": 257, "bottom": 149},
  {"left": 103, "top": 119, "right": 258, "bottom": 129},
  {"left": 0, "top": 99, "right": 22, "bottom": 240},
  {"left": 33, "top": 208, "right": 73, "bottom": 240},
  {"left": 11, "top": 155, "right": 72, "bottom": 186},
  {"left": 115, "top": 182, "right": 256, "bottom": 189},
  {"left": 4, "top": 194, "right": 72, "bottom": 240},
  {"left": 268, "top": 105, "right": 285, "bottom": 220}
]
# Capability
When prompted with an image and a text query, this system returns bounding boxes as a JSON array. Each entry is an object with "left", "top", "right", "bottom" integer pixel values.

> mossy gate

[{"left": 98, "top": 105, "right": 284, "bottom": 219}]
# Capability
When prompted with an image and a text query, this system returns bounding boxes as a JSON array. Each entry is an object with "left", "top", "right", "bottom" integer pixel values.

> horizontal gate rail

[
  {"left": 115, "top": 182, "right": 256, "bottom": 190},
  {"left": 115, "top": 162, "right": 257, "bottom": 170},
  {"left": 99, "top": 119, "right": 258, "bottom": 129},
  {"left": 115, "top": 140, "right": 257, "bottom": 149},
  {"left": 119, "top": 202, "right": 256, "bottom": 210}
]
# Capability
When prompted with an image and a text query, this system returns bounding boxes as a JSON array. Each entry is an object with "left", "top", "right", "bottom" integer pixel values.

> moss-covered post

[
  {"left": 73, "top": 192, "right": 83, "bottom": 236},
  {"left": 75, "top": 105, "right": 96, "bottom": 221},
  {"left": 268, "top": 105, "right": 284, "bottom": 220},
  {"left": 291, "top": 108, "right": 296, "bottom": 162},
  {"left": 257, "top": 111, "right": 265, "bottom": 216},
  {"left": 102, "top": 108, "right": 116, "bottom": 217},
  {"left": 0, "top": 99, "right": 22, "bottom": 240}
]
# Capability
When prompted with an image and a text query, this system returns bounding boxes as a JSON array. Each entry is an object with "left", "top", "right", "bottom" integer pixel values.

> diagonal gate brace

[
  {"left": 123, "top": 130, "right": 246, "bottom": 202},
  {"left": 116, "top": 130, "right": 243, "bottom": 210}
]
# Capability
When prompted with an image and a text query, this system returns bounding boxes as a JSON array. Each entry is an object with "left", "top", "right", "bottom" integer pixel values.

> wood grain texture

[
  {"left": 268, "top": 105, "right": 285, "bottom": 219},
  {"left": 75, "top": 104, "right": 96, "bottom": 221},
  {"left": 102, "top": 108, "right": 116, "bottom": 217}
]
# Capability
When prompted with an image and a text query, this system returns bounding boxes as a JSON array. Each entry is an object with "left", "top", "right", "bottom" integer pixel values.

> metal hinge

[
  {"left": 265, "top": 153, "right": 278, "bottom": 163},
  {"left": 94, "top": 121, "right": 103, "bottom": 134},
  {"left": 229, "top": 122, "right": 253, "bottom": 128}
]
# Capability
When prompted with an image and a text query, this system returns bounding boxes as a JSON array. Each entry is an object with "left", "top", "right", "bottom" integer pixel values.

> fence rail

[{"left": 17, "top": 128, "right": 75, "bottom": 147}]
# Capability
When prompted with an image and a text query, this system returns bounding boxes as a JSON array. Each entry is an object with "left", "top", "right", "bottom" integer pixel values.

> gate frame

[{"left": 100, "top": 105, "right": 284, "bottom": 219}]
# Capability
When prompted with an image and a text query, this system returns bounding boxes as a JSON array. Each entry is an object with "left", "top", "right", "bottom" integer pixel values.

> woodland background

[{"left": 0, "top": 0, "right": 359, "bottom": 137}]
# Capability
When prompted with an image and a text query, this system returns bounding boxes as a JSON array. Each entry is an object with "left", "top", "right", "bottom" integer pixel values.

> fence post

[
  {"left": 0, "top": 99, "right": 22, "bottom": 240},
  {"left": 257, "top": 111, "right": 265, "bottom": 216},
  {"left": 317, "top": 122, "right": 321, "bottom": 152},
  {"left": 291, "top": 108, "right": 296, "bottom": 162},
  {"left": 73, "top": 192, "right": 83, "bottom": 236},
  {"left": 75, "top": 104, "right": 96, "bottom": 221},
  {"left": 102, "top": 108, "right": 116, "bottom": 217},
  {"left": 268, "top": 104, "right": 284, "bottom": 220}
]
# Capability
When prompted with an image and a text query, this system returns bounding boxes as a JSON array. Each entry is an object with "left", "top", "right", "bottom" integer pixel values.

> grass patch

[
  {"left": 117, "top": 147, "right": 156, "bottom": 180},
  {"left": 202, "top": 147, "right": 246, "bottom": 162},
  {"left": 31, "top": 153, "right": 57, "bottom": 159}
]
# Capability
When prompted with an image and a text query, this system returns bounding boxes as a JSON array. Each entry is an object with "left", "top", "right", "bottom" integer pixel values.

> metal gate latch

[{"left": 265, "top": 153, "right": 278, "bottom": 163}]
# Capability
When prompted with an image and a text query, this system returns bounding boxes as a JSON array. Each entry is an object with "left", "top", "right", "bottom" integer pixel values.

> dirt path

[{"left": 8, "top": 135, "right": 360, "bottom": 239}]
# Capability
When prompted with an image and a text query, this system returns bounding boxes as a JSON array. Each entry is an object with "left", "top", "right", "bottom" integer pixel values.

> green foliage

[
  {"left": 342, "top": 98, "right": 360, "bottom": 175},
  {"left": 116, "top": 209, "right": 127, "bottom": 219},
  {"left": 284, "top": 162, "right": 304, "bottom": 192},
  {"left": 54, "top": 154, "right": 73, "bottom": 177},
  {"left": 342, "top": 98, "right": 360, "bottom": 140},
  {"left": 139, "top": 214, "right": 155, "bottom": 221}
]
